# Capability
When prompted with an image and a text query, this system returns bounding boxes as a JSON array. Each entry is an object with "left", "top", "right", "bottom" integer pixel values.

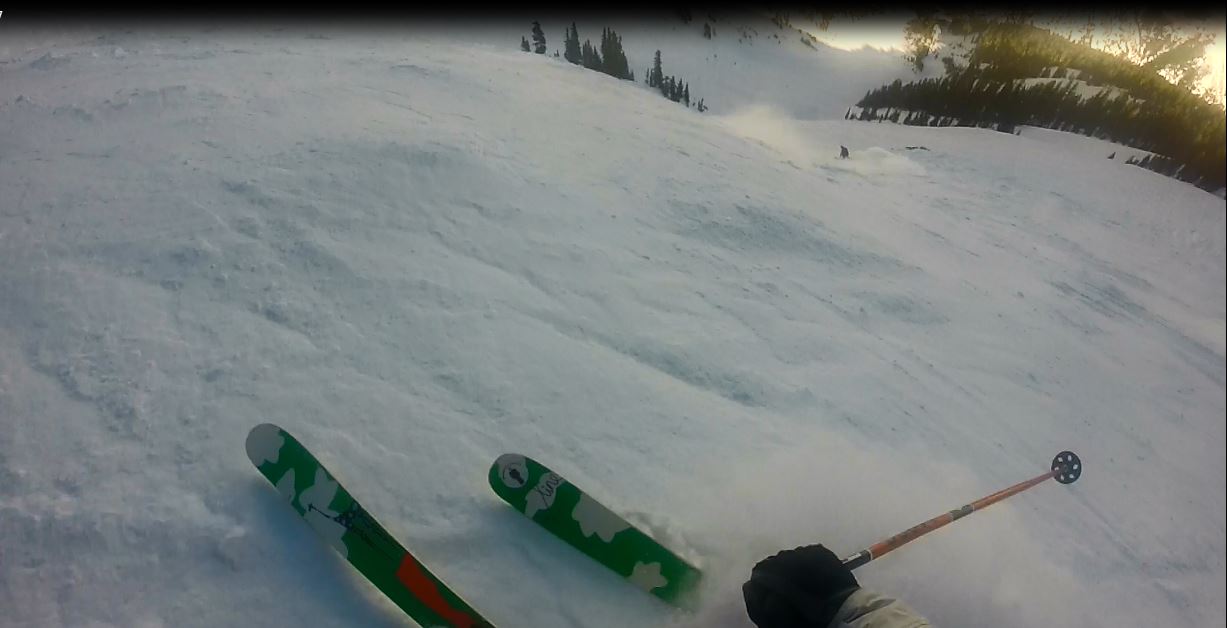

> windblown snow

[{"left": 1, "top": 19, "right": 1224, "bottom": 628}]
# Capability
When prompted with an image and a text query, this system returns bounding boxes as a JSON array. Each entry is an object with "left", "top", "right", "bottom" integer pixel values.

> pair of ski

[{"left": 245, "top": 423, "right": 701, "bottom": 627}]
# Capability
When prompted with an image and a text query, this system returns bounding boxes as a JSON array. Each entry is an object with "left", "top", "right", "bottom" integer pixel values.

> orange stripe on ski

[{"left": 395, "top": 554, "right": 482, "bottom": 628}]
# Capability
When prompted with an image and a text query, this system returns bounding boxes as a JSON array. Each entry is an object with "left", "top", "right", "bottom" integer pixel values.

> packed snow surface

[{"left": 1, "top": 20, "right": 1224, "bottom": 628}]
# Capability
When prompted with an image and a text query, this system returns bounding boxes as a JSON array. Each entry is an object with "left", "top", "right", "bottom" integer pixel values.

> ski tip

[
  {"left": 493, "top": 453, "right": 528, "bottom": 466},
  {"left": 246, "top": 423, "right": 286, "bottom": 467},
  {"left": 491, "top": 453, "right": 531, "bottom": 490}
]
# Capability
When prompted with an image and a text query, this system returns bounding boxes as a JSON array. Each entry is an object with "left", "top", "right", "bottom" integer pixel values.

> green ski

[
  {"left": 246, "top": 423, "right": 496, "bottom": 628},
  {"left": 488, "top": 453, "right": 703, "bottom": 607}
]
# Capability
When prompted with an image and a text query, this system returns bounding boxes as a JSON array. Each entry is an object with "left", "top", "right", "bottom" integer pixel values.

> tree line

[
  {"left": 520, "top": 21, "right": 706, "bottom": 112},
  {"left": 855, "top": 20, "right": 1225, "bottom": 194}
]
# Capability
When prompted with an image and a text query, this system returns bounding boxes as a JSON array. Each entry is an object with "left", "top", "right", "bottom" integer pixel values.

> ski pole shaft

[{"left": 841, "top": 451, "right": 1081, "bottom": 570}]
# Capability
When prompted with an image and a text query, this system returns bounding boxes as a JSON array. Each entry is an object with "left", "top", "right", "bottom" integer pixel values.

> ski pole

[{"left": 841, "top": 451, "right": 1081, "bottom": 570}]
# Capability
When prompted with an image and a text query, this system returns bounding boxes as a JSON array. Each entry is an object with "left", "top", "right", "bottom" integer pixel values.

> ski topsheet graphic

[
  {"left": 246, "top": 423, "right": 496, "bottom": 628},
  {"left": 488, "top": 453, "right": 703, "bottom": 607}
]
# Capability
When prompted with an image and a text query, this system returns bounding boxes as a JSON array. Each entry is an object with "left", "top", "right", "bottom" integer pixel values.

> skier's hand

[{"left": 742, "top": 544, "right": 859, "bottom": 628}]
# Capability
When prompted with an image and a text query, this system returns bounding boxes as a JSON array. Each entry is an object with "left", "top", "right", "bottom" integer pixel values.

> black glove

[{"left": 742, "top": 544, "right": 860, "bottom": 628}]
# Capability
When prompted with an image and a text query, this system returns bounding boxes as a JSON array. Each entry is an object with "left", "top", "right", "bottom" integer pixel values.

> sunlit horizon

[{"left": 804, "top": 14, "right": 1226, "bottom": 105}]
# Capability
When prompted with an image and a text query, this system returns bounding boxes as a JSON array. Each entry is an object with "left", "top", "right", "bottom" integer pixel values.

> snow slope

[
  {"left": 1, "top": 21, "right": 1224, "bottom": 628},
  {"left": 1015, "top": 125, "right": 1155, "bottom": 164}
]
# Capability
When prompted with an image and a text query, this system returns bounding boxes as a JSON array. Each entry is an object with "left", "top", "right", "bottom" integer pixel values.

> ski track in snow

[{"left": 0, "top": 21, "right": 1224, "bottom": 628}]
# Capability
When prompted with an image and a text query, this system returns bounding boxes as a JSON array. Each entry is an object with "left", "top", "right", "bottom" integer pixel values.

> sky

[{"left": 807, "top": 13, "right": 1227, "bottom": 104}]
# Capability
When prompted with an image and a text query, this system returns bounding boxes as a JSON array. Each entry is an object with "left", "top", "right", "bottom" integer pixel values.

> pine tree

[
  {"left": 531, "top": 21, "right": 547, "bottom": 54},
  {"left": 598, "top": 28, "right": 631, "bottom": 80},
  {"left": 651, "top": 50, "right": 663, "bottom": 89},
  {"left": 599, "top": 28, "right": 609, "bottom": 73},
  {"left": 603, "top": 28, "right": 633, "bottom": 80},
  {"left": 683, "top": 83, "right": 690, "bottom": 107},
  {"left": 703, "top": 23, "right": 713, "bottom": 39},
  {"left": 563, "top": 23, "right": 581, "bottom": 64},
  {"left": 581, "top": 39, "right": 602, "bottom": 70},
  {"left": 521, "top": 36, "right": 530, "bottom": 52}
]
